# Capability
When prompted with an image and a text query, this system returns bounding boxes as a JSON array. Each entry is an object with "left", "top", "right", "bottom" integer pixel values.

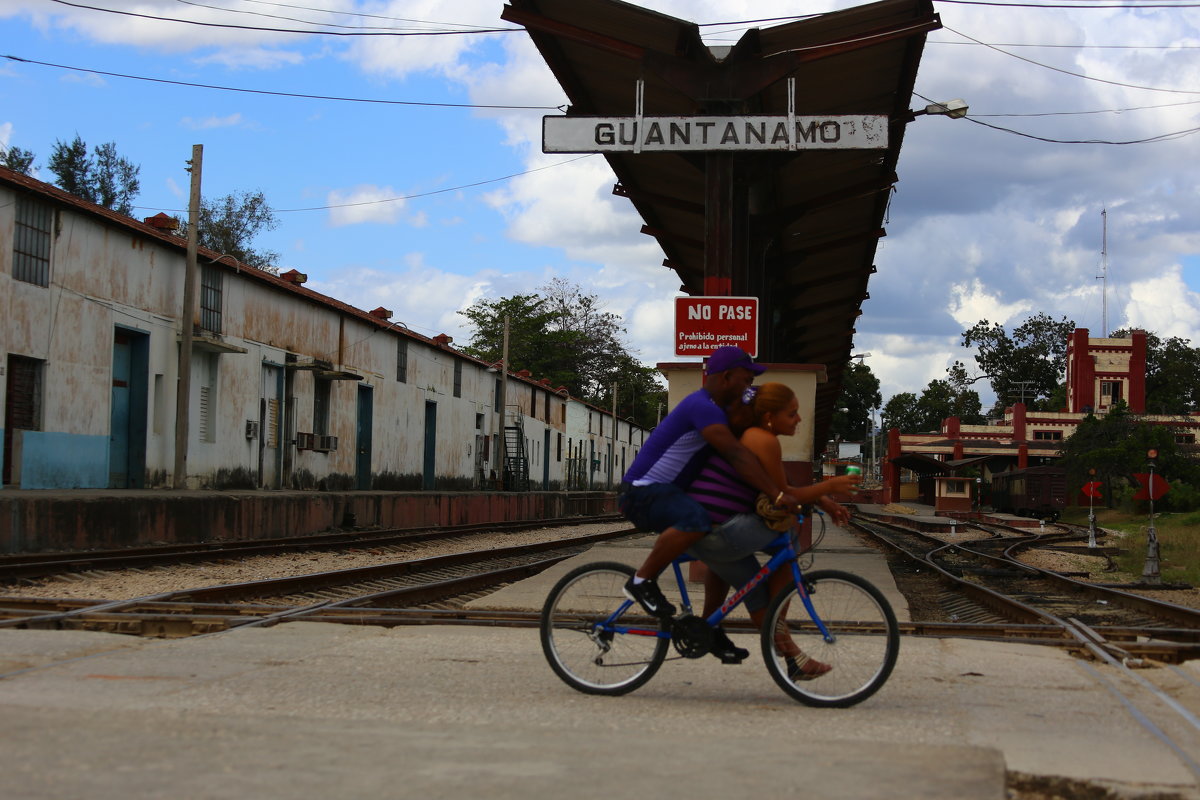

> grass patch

[{"left": 1061, "top": 508, "right": 1200, "bottom": 585}]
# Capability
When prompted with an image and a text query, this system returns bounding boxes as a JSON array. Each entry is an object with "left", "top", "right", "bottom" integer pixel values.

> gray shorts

[{"left": 686, "top": 513, "right": 780, "bottom": 612}]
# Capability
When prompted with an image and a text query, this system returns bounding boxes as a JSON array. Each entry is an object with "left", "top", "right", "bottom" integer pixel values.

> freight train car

[{"left": 990, "top": 465, "right": 1067, "bottom": 522}]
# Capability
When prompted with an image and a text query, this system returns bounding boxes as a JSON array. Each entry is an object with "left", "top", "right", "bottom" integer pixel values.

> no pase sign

[{"left": 674, "top": 296, "right": 758, "bottom": 358}]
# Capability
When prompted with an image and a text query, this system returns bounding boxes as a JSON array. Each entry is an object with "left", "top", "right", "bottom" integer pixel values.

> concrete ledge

[{"left": 0, "top": 489, "right": 618, "bottom": 554}]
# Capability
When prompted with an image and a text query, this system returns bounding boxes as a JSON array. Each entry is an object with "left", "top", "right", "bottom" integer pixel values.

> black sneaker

[
  {"left": 711, "top": 626, "right": 749, "bottom": 664},
  {"left": 623, "top": 576, "right": 676, "bottom": 619}
]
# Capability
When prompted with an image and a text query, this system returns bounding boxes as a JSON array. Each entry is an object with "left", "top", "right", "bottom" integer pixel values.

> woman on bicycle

[{"left": 686, "top": 381, "right": 859, "bottom": 679}]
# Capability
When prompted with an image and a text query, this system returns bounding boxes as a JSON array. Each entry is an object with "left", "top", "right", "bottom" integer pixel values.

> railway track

[
  {"left": 852, "top": 512, "right": 1200, "bottom": 663},
  {"left": 0, "top": 513, "right": 624, "bottom": 584},
  {"left": 0, "top": 520, "right": 638, "bottom": 636}
]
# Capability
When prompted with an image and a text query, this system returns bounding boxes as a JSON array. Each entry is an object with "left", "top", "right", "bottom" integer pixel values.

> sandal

[{"left": 785, "top": 654, "right": 833, "bottom": 681}]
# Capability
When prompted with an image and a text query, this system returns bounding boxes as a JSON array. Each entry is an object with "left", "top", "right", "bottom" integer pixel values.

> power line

[
  {"left": 972, "top": 99, "right": 1200, "bottom": 118},
  {"left": 913, "top": 91, "right": 1200, "bottom": 142},
  {"left": 46, "top": 0, "right": 520, "bottom": 36},
  {"left": 129, "top": 155, "right": 596, "bottom": 215},
  {"left": 931, "top": 38, "right": 1200, "bottom": 49},
  {"left": 1, "top": 54, "right": 565, "bottom": 111},
  {"left": 939, "top": 0, "right": 1200, "bottom": 7},
  {"left": 964, "top": 116, "right": 1200, "bottom": 144},
  {"left": 171, "top": 0, "right": 498, "bottom": 32},
  {"left": 944, "top": 25, "right": 1200, "bottom": 95}
]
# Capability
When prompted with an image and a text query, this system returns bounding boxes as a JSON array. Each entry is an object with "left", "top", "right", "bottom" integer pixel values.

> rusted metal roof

[{"left": 502, "top": 0, "right": 939, "bottom": 445}]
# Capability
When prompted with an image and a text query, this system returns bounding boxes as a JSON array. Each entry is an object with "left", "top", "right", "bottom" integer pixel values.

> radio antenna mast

[{"left": 1098, "top": 209, "right": 1108, "bottom": 336}]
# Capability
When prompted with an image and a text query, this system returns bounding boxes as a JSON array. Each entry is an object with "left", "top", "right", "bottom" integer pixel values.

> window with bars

[
  {"left": 396, "top": 340, "right": 408, "bottom": 383},
  {"left": 453, "top": 361, "right": 463, "bottom": 398},
  {"left": 13, "top": 196, "right": 52, "bottom": 287},
  {"left": 314, "top": 377, "right": 332, "bottom": 436},
  {"left": 200, "top": 264, "right": 223, "bottom": 334}
]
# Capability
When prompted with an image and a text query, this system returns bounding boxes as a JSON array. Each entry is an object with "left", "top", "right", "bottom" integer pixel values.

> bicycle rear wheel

[
  {"left": 540, "top": 561, "right": 670, "bottom": 696},
  {"left": 761, "top": 569, "right": 899, "bottom": 708}
]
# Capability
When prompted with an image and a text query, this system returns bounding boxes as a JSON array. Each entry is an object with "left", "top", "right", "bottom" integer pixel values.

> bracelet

[{"left": 774, "top": 490, "right": 785, "bottom": 505}]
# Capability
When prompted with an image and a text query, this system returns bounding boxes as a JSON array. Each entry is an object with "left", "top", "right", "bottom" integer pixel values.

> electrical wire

[
  {"left": 1, "top": 54, "right": 565, "bottom": 111},
  {"left": 46, "top": 0, "right": 520, "bottom": 36},
  {"left": 965, "top": 116, "right": 1200, "bottom": 143},
  {"left": 230, "top": 0, "right": 496, "bottom": 30},
  {"left": 127, "top": 154, "right": 596, "bottom": 215},
  {"left": 170, "top": 0, "right": 499, "bottom": 32},
  {"left": 912, "top": 92, "right": 1200, "bottom": 143},
  {"left": 944, "top": 25, "right": 1200, "bottom": 95},
  {"left": 937, "top": 0, "right": 1200, "bottom": 7},
  {"left": 973, "top": 99, "right": 1200, "bottom": 118}
]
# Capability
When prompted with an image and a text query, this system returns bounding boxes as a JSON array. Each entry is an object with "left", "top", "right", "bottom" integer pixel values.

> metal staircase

[{"left": 503, "top": 420, "right": 530, "bottom": 491}]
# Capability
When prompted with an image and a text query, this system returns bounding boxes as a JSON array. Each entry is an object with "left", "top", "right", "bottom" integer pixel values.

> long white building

[{"left": 0, "top": 165, "right": 648, "bottom": 491}]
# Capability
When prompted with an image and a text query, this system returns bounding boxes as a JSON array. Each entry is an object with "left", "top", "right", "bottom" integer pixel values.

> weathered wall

[{"left": 0, "top": 490, "right": 619, "bottom": 554}]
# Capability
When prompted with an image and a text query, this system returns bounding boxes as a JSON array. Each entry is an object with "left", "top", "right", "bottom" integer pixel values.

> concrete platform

[{"left": 2, "top": 523, "right": 1199, "bottom": 799}]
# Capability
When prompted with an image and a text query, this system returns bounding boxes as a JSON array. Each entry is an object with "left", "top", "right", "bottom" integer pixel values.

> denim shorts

[
  {"left": 686, "top": 512, "right": 778, "bottom": 612},
  {"left": 618, "top": 483, "right": 712, "bottom": 535}
]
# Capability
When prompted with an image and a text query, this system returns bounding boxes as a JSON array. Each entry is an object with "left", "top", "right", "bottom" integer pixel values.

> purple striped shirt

[{"left": 686, "top": 454, "right": 757, "bottom": 524}]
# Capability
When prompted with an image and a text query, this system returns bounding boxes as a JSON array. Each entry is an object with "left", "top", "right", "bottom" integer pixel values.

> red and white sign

[
  {"left": 674, "top": 296, "right": 758, "bottom": 358},
  {"left": 1133, "top": 473, "right": 1170, "bottom": 501}
]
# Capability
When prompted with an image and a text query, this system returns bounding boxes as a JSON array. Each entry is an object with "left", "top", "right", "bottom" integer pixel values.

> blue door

[
  {"left": 356, "top": 385, "right": 373, "bottom": 490},
  {"left": 422, "top": 401, "right": 437, "bottom": 490},
  {"left": 109, "top": 334, "right": 131, "bottom": 487}
]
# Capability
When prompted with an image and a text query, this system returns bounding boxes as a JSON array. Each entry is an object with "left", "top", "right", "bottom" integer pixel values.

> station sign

[
  {"left": 675, "top": 296, "right": 758, "bottom": 358},
  {"left": 543, "top": 115, "right": 888, "bottom": 153}
]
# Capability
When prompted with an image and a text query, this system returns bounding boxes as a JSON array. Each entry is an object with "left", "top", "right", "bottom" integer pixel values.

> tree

[
  {"left": 459, "top": 293, "right": 578, "bottom": 391},
  {"left": 47, "top": 135, "right": 141, "bottom": 215},
  {"left": 0, "top": 144, "right": 35, "bottom": 174},
  {"left": 917, "top": 379, "right": 985, "bottom": 427},
  {"left": 458, "top": 281, "right": 665, "bottom": 428},
  {"left": 881, "top": 392, "right": 923, "bottom": 433},
  {"left": 195, "top": 190, "right": 280, "bottom": 271},
  {"left": 829, "top": 361, "right": 882, "bottom": 441},
  {"left": 950, "top": 313, "right": 1075, "bottom": 414},
  {"left": 1058, "top": 403, "right": 1196, "bottom": 508}
]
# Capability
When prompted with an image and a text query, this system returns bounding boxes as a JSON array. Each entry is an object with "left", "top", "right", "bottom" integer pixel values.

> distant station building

[{"left": 881, "top": 328, "right": 1200, "bottom": 505}]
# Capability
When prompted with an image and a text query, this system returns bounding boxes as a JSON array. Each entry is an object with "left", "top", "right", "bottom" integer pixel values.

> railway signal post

[{"left": 1141, "top": 451, "right": 1162, "bottom": 585}]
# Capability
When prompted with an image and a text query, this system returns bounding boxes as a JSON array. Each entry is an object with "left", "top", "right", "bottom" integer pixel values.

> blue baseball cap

[{"left": 704, "top": 346, "right": 767, "bottom": 375}]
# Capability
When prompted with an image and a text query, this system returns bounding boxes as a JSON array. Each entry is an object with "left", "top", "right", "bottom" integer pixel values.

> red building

[{"left": 882, "top": 329, "right": 1199, "bottom": 505}]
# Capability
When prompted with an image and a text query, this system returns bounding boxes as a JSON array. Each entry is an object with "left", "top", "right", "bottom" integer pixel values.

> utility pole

[
  {"left": 611, "top": 382, "right": 618, "bottom": 489},
  {"left": 173, "top": 144, "right": 202, "bottom": 489},
  {"left": 496, "top": 315, "right": 509, "bottom": 490},
  {"left": 1098, "top": 209, "right": 1109, "bottom": 337}
]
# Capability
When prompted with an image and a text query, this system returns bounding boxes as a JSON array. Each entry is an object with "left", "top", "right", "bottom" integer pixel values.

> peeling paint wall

[{"left": 0, "top": 180, "right": 653, "bottom": 491}]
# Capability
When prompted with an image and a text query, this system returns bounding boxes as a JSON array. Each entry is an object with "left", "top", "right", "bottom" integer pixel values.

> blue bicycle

[{"left": 540, "top": 520, "right": 900, "bottom": 707}]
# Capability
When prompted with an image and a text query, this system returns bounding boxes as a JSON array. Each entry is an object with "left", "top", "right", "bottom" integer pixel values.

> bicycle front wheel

[
  {"left": 761, "top": 569, "right": 899, "bottom": 708},
  {"left": 540, "top": 561, "right": 670, "bottom": 696}
]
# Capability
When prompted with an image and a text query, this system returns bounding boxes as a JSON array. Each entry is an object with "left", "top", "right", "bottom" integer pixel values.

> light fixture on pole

[{"left": 911, "top": 99, "right": 969, "bottom": 119}]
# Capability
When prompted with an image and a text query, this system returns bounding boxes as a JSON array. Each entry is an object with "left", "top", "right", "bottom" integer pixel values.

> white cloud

[
  {"left": 326, "top": 185, "right": 405, "bottom": 227},
  {"left": 948, "top": 279, "right": 1033, "bottom": 330},
  {"left": 180, "top": 113, "right": 244, "bottom": 130},
  {"left": 1122, "top": 267, "right": 1200, "bottom": 342}
]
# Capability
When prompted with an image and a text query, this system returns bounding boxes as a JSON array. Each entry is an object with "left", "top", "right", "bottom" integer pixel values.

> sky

[{"left": 2, "top": 0, "right": 1199, "bottom": 411}]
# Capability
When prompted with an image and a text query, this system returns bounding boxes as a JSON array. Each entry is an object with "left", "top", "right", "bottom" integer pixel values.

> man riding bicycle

[{"left": 617, "top": 346, "right": 801, "bottom": 659}]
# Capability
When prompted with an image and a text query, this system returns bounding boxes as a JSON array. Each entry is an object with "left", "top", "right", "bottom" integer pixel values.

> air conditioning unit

[
  {"left": 319, "top": 435, "right": 338, "bottom": 452},
  {"left": 245, "top": 420, "right": 260, "bottom": 440},
  {"left": 296, "top": 432, "right": 316, "bottom": 450}
]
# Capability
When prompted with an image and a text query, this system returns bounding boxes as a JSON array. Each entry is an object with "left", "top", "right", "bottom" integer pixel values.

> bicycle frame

[{"left": 598, "top": 525, "right": 835, "bottom": 643}]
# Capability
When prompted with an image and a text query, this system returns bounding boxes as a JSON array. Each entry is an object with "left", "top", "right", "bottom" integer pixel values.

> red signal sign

[
  {"left": 1133, "top": 473, "right": 1170, "bottom": 501},
  {"left": 1081, "top": 481, "right": 1103, "bottom": 499}
]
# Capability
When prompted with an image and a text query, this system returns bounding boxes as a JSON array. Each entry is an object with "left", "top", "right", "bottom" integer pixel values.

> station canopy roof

[{"left": 502, "top": 0, "right": 941, "bottom": 444}]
